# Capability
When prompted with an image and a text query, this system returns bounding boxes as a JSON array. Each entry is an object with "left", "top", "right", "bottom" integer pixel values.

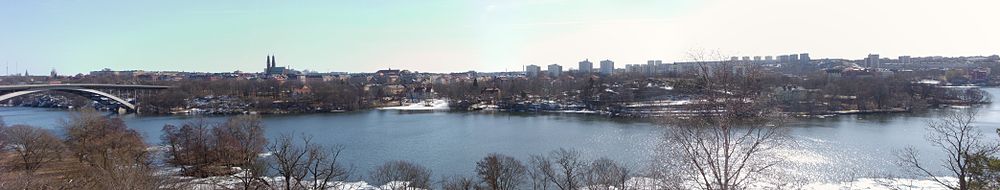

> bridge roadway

[{"left": 0, "top": 84, "right": 172, "bottom": 112}]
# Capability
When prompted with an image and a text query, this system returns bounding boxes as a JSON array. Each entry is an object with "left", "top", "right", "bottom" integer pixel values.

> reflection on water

[{"left": 1, "top": 88, "right": 998, "bottom": 183}]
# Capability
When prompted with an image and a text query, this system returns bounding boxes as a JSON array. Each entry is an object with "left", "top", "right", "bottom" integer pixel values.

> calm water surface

[{"left": 2, "top": 88, "right": 999, "bottom": 183}]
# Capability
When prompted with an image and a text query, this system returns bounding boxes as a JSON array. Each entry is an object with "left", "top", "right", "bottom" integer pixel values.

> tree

[
  {"left": 441, "top": 175, "right": 481, "bottom": 190},
  {"left": 220, "top": 116, "right": 270, "bottom": 190},
  {"left": 476, "top": 153, "right": 527, "bottom": 190},
  {"left": 60, "top": 109, "right": 167, "bottom": 190},
  {"left": 370, "top": 160, "right": 432, "bottom": 189},
  {"left": 967, "top": 149, "right": 1000, "bottom": 189},
  {"left": 161, "top": 120, "right": 219, "bottom": 176},
  {"left": 584, "top": 158, "right": 631, "bottom": 190},
  {"left": 656, "top": 53, "right": 789, "bottom": 190},
  {"left": 268, "top": 134, "right": 310, "bottom": 190},
  {"left": 2, "top": 125, "right": 65, "bottom": 173},
  {"left": 898, "top": 110, "right": 1000, "bottom": 190},
  {"left": 532, "top": 148, "right": 588, "bottom": 190},
  {"left": 303, "top": 141, "right": 351, "bottom": 189},
  {"left": 0, "top": 116, "right": 7, "bottom": 150},
  {"left": 61, "top": 109, "right": 148, "bottom": 170}
]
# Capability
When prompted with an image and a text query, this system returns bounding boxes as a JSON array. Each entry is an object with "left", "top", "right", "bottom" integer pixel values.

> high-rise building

[
  {"left": 899, "top": 56, "right": 912, "bottom": 64},
  {"left": 646, "top": 60, "right": 658, "bottom": 74},
  {"left": 579, "top": 59, "right": 594, "bottom": 73},
  {"left": 753, "top": 56, "right": 762, "bottom": 61},
  {"left": 789, "top": 54, "right": 799, "bottom": 63},
  {"left": 547, "top": 64, "right": 563, "bottom": 77},
  {"left": 526, "top": 65, "right": 541, "bottom": 77},
  {"left": 866, "top": 54, "right": 880, "bottom": 69},
  {"left": 799, "top": 53, "right": 811, "bottom": 63},
  {"left": 599, "top": 60, "right": 615, "bottom": 76},
  {"left": 765, "top": 56, "right": 774, "bottom": 62}
]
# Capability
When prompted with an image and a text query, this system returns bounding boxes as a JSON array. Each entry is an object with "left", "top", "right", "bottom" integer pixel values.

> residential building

[
  {"left": 526, "top": 65, "right": 541, "bottom": 77},
  {"left": 579, "top": 59, "right": 593, "bottom": 73},
  {"left": 547, "top": 64, "right": 563, "bottom": 77},
  {"left": 600, "top": 60, "right": 615, "bottom": 76}
]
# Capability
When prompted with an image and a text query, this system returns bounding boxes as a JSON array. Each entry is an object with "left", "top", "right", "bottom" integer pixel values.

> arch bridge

[{"left": 0, "top": 84, "right": 172, "bottom": 113}]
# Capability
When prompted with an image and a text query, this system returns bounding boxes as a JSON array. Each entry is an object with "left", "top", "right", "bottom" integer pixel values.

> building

[
  {"left": 265, "top": 55, "right": 287, "bottom": 76},
  {"left": 578, "top": 59, "right": 594, "bottom": 73},
  {"left": 777, "top": 55, "right": 789, "bottom": 63},
  {"left": 899, "top": 56, "right": 912, "bottom": 64},
  {"left": 526, "top": 65, "right": 542, "bottom": 77},
  {"left": 599, "top": 60, "right": 615, "bottom": 76},
  {"left": 789, "top": 54, "right": 799, "bottom": 63},
  {"left": 865, "top": 54, "right": 881, "bottom": 69},
  {"left": 753, "top": 56, "right": 762, "bottom": 62},
  {"left": 799, "top": 53, "right": 811, "bottom": 63},
  {"left": 765, "top": 56, "right": 774, "bottom": 62},
  {"left": 547, "top": 64, "right": 563, "bottom": 77}
]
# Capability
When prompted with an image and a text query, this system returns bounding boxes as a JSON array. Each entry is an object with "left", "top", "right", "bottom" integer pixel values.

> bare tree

[
  {"left": 60, "top": 109, "right": 170, "bottom": 190},
  {"left": 2, "top": 125, "right": 64, "bottom": 173},
  {"left": 304, "top": 144, "right": 352, "bottom": 190},
  {"left": 268, "top": 134, "right": 310, "bottom": 190},
  {"left": 476, "top": 153, "right": 527, "bottom": 190},
  {"left": 0, "top": 116, "right": 7, "bottom": 151},
  {"left": 533, "top": 148, "right": 588, "bottom": 190},
  {"left": 218, "top": 115, "right": 270, "bottom": 190},
  {"left": 370, "top": 160, "right": 432, "bottom": 189},
  {"left": 528, "top": 155, "right": 553, "bottom": 190},
  {"left": 584, "top": 158, "right": 631, "bottom": 190},
  {"left": 61, "top": 109, "right": 149, "bottom": 169},
  {"left": 897, "top": 110, "right": 999, "bottom": 190},
  {"left": 441, "top": 175, "right": 481, "bottom": 190},
  {"left": 656, "top": 53, "right": 789, "bottom": 190}
]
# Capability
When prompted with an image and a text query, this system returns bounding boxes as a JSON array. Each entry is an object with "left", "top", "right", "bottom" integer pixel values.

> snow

[
  {"left": 552, "top": 110, "right": 599, "bottom": 114},
  {"left": 802, "top": 177, "right": 956, "bottom": 190},
  {"left": 165, "top": 168, "right": 955, "bottom": 190},
  {"left": 378, "top": 99, "right": 449, "bottom": 111}
]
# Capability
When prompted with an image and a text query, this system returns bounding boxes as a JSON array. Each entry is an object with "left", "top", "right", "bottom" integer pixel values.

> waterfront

[{"left": 2, "top": 88, "right": 999, "bottom": 185}]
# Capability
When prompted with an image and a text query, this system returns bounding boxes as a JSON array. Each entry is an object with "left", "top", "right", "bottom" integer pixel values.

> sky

[{"left": 2, "top": 0, "right": 999, "bottom": 75}]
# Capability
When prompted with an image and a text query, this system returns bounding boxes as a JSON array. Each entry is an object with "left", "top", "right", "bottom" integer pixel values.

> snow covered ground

[
  {"left": 378, "top": 99, "right": 449, "bottom": 111},
  {"left": 167, "top": 169, "right": 954, "bottom": 190}
]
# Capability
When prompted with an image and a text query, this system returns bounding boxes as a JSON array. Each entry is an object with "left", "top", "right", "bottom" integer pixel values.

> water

[{"left": 2, "top": 88, "right": 999, "bottom": 184}]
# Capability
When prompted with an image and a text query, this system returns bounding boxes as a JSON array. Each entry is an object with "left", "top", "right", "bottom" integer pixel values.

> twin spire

[{"left": 266, "top": 54, "right": 277, "bottom": 68}]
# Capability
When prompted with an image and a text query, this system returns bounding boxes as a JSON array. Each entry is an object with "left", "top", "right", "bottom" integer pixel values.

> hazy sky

[{"left": 2, "top": 0, "right": 999, "bottom": 75}]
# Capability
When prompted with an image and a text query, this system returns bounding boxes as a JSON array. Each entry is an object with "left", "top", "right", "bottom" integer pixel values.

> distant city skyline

[{"left": 2, "top": 0, "right": 1000, "bottom": 75}]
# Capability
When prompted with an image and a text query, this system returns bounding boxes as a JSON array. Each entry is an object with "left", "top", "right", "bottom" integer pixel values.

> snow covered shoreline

[
  {"left": 162, "top": 167, "right": 956, "bottom": 190},
  {"left": 377, "top": 99, "right": 449, "bottom": 111}
]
